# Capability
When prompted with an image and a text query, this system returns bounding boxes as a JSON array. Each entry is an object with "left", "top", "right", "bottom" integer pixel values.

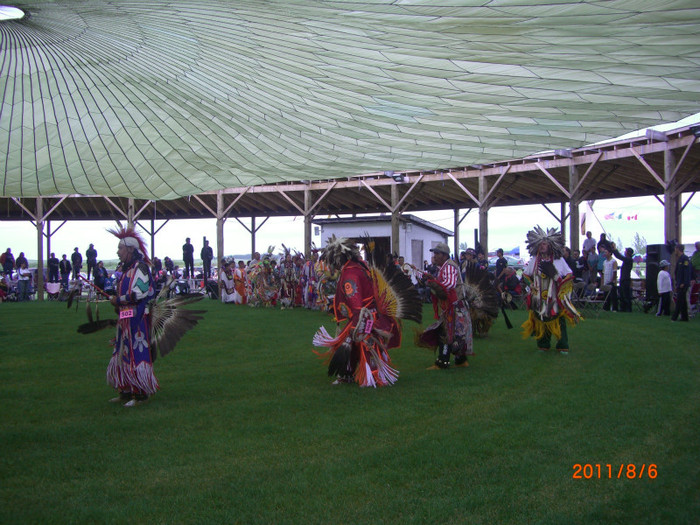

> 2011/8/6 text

[{"left": 572, "top": 464, "right": 657, "bottom": 479}]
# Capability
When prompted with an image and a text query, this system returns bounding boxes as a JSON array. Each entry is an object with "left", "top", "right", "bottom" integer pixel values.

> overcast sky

[{"left": 1, "top": 194, "right": 698, "bottom": 263}]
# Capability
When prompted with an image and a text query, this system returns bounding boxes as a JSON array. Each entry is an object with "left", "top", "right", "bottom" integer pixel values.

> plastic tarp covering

[{"left": 1, "top": 0, "right": 700, "bottom": 199}]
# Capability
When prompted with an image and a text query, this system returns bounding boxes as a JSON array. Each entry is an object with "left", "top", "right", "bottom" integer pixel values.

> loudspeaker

[
  {"left": 645, "top": 244, "right": 672, "bottom": 299},
  {"left": 205, "top": 280, "right": 219, "bottom": 300}
]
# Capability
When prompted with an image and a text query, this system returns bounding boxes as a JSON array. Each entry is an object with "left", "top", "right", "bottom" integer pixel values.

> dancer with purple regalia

[{"left": 107, "top": 227, "right": 158, "bottom": 406}]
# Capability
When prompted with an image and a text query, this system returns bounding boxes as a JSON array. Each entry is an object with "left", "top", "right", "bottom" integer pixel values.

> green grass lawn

[{"left": 1, "top": 300, "right": 698, "bottom": 524}]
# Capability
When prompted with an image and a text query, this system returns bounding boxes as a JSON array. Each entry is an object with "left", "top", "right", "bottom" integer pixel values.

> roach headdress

[
  {"left": 320, "top": 235, "right": 361, "bottom": 269},
  {"left": 525, "top": 225, "right": 565, "bottom": 259},
  {"left": 108, "top": 225, "right": 151, "bottom": 264}
]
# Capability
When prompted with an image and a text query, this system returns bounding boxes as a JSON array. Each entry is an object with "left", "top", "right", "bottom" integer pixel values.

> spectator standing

[
  {"left": 1, "top": 248, "right": 14, "bottom": 278},
  {"left": 656, "top": 260, "right": 672, "bottom": 316},
  {"left": 602, "top": 248, "right": 619, "bottom": 311},
  {"left": 671, "top": 243, "right": 691, "bottom": 322},
  {"left": 613, "top": 245, "right": 634, "bottom": 312},
  {"left": 59, "top": 254, "right": 71, "bottom": 288},
  {"left": 15, "top": 252, "right": 28, "bottom": 272},
  {"left": 182, "top": 238, "right": 194, "bottom": 278},
  {"left": 71, "top": 247, "right": 83, "bottom": 280},
  {"left": 494, "top": 248, "right": 508, "bottom": 290},
  {"left": 201, "top": 240, "right": 213, "bottom": 279},
  {"left": 582, "top": 231, "right": 596, "bottom": 256},
  {"left": 597, "top": 233, "right": 613, "bottom": 256},
  {"left": 48, "top": 252, "right": 60, "bottom": 283},
  {"left": 17, "top": 261, "right": 31, "bottom": 301},
  {"left": 86, "top": 243, "right": 98, "bottom": 280}
]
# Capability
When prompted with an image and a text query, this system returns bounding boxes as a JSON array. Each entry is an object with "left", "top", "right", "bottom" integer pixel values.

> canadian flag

[{"left": 627, "top": 214, "right": 638, "bottom": 221}]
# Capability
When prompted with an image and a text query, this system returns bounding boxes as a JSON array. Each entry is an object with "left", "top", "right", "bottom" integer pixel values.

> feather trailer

[
  {"left": 66, "top": 287, "right": 81, "bottom": 309},
  {"left": 358, "top": 235, "right": 422, "bottom": 324},
  {"left": 327, "top": 342, "right": 353, "bottom": 378},
  {"left": 77, "top": 318, "right": 117, "bottom": 334},
  {"left": 150, "top": 291, "right": 206, "bottom": 359},
  {"left": 461, "top": 261, "right": 500, "bottom": 337}
]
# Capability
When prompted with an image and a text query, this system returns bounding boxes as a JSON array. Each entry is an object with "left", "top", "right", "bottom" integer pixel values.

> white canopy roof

[{"left": 2, "top": 0, "right": 700, "bottom": 200}]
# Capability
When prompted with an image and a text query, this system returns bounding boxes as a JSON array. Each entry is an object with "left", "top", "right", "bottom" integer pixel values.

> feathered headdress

[
  {"left": 108, "top": 225, "right": 151, "bottom": 264},
  {"left": 525, "top": 226, "right": 565, "bottom": 259},
  {"left": 320, "top": 235, "right": 361, "bottom": 268}
]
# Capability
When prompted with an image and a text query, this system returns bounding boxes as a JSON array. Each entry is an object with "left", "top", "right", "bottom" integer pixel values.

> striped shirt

[{"left": 437, "top": 260, "right": 460, "bottom": 290}]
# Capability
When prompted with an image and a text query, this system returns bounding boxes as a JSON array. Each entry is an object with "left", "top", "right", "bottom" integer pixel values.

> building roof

[{"left": 313, "top": 214, "right": 453, "bottom": 237}]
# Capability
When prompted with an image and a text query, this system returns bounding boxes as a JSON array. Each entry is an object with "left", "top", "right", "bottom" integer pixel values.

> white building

[{"left": 313, "top": 214, "right": 453, "bottom": 267}]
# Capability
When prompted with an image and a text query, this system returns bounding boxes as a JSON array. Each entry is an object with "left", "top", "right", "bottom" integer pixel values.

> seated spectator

[
  {"left": 587, "top": 246, "right": 599, "bottom": 286},
  {"left": 0, "top": 276, "right": 8, "bottom": 302}
]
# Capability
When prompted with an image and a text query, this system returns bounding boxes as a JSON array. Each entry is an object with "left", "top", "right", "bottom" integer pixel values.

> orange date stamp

[{"left": 573, "top": 464, "right": 657, "bottom": 479}]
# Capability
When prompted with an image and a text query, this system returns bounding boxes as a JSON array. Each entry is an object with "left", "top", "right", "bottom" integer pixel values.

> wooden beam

[
  {"left": 307, "top": 182, "right": 337, "bottom": 216},
  {"left": 360, "top": 180, "right": 392, "bottom": 211},
  {"left": 191, "top": 194, "right": 217, "bottom": 217},
  {"left": 535, "top": 162, "right": 571, "bottom": 199},
  {"left": 447, "top": 172, "right": 480, "bottom": 206},
  {"left": 222, "top": 187, "right": 250, "bottom": 217},
  {"left": 274, "top": 189, "right": 304, "bottom": 215},
  {"left": 132, "top": 200, "right": 153, "bottom": 221},
  {"left": 482, "top": 165, "right": 511, "bottom": 206},
  {"left": 394, "top": 174, "right": 424, "bottom": 212},
  {"left": 103, "top": 197, "right": 129, "bottom": 219},
  {"left": 10, "top": 198, "right": 36, "bottom": 219},
  {"left": 39, "top": 196, "right": 68, "bottom": 222},
  {"left": 630, "top": 149, "right": 666, "bottom": 189}
]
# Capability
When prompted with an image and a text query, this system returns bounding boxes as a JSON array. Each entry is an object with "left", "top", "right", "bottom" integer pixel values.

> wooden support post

[
  {"left": 569, "top": 164, "right": 580, "bottom": 252},
  {"left": 664, "top": 149, "right": 680, "bottom": 243},
  {"left": 251, "top": 216, "right": 256, "bottom": 257},
  {"left": 478, "top": 176, "right": 488, "bottom": 255},
  {"left": 560, "top": 201, "right": 567, "bottom": 245},
  {"left": 453, "top": 209, "right": 460, "bottom": 259},
  {"left": 36, "top": 197, "right": 45, "bottom": 301},
  {"left": 391, "top": 184, "right": 400, "bottom": 257},
  {"left": 304, "top": 188, "right": 312, "bottom": 257},
  {"left": 127, "top": 198, "right": 135, "bottom": 228},
  {"left": 216, "top": 190, "right": 225, "bottom": 279}
]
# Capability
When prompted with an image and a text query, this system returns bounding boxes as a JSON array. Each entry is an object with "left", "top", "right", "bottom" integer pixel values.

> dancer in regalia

[
  {"left": 312, "top": 236, "right": 422, "bottom": 387},
  {"left": 415, "top": 243, "right": 474, "bottom": 369},
  {"left": 521, "top": 226, "right": 582, "bottom": 354},
  {"left": 73, "top": 226, "right": 205, "bottom": 407},
  {"left": 107, "top": 227, "right": 158, "bottom": 405}
]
